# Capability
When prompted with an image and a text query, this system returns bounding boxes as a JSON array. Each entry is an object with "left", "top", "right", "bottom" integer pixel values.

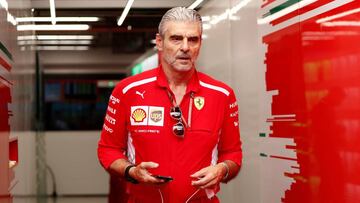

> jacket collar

[{"left": 156, "top": 64, "right": 200, "bottom": 94}]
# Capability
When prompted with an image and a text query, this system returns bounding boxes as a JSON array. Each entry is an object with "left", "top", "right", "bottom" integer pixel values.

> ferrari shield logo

[{"left": 194, "top": 96, "right": 205, "bottom": 110}]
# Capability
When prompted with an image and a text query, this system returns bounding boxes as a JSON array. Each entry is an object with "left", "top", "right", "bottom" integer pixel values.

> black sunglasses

[{"left": 170, "top": 106, "right": 185, "bottom": 138}]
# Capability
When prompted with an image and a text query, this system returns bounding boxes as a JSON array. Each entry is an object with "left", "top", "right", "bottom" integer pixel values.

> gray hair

[{"left": 158, "top": 7, "right": 203, "bottom": 37}]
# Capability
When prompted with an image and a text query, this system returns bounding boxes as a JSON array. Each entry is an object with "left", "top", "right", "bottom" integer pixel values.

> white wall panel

[
  {"left": 44, "top": 131, "right": 109, "bottom": 195},
  {"left": 198, "top": 0, "right": 263, "bottom": 202},
  {"left": 197, "top": 0, "right": 232, "bottom": 83},
  {"left": 13, "top": 131, "right": 109, "bottom": 196}
]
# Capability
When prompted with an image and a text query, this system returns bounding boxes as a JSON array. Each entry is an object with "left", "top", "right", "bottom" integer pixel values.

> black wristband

[{"left": 124, "top": 164, "right": 139, "bottom": 184}]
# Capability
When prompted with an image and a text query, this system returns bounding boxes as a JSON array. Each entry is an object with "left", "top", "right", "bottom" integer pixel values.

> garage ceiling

[
  {"left": 29, "top": 0, "right": 206, "bottom": 53},
  {"left": 23, "top": 0, "right": 207, "bottom": 74}
]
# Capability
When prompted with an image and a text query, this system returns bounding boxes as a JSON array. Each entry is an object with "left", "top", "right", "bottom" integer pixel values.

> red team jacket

[{"left": 98, "top": 66, "right": 242, "bottom": 203}]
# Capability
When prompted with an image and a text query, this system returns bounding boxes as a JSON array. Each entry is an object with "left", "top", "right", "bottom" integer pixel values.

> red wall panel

[{"left": 264, "top": 1, "right": 360, "bottom": 202}]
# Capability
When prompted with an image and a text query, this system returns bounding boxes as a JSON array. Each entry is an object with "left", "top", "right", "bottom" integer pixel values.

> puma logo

[{"left": 136, "top": 91, "right": 145, "bottom": 99}]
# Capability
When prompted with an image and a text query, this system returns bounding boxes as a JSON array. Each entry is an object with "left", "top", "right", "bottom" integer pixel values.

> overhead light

[
  {"left": 49, "top": 0, "right": 56, "bottom": 25},
  {"left": 17, "top": 24, "right": 90, "bottom": 31},
  {"left": 16, "top": 17, "right": 100, "bottom": 23},
  {"left": 37, "top": 35, "right": 94, "bottom": 40},
  {"left": 28, "top": 46, "right": 90, "bottom": 51},
  {"left": 17, "top": 35, "right": 37, "bottom": 40},
  {"left": 203, "top": 23, "right": 211, "bottom": 30},
  {"left": 1, "top": 0, "right": 17, "bottom": 26},
  {"left": 17, "top": 35, "right": 94, "bottom": 40},
  {"left": 202, "top": 0, "right": 252, "bottom": 28},
  {"left": 229, "top": 15, "right": 240, "bottom": 21},
  {"left": 316, "top": 8, "right": 360, "bottom": 24},
  {"left": 0, "top": 0, "right": 8, "bottom": 10},
  {"left": 7, "top": 12, "right": 16, "bottom": 25},
  {"left": 117, "top": 0, "right": 134, "bottom": 26},
  {"left": 18, "top": 40, "right": 92, "bottom": 45},
  {"left": 229, "top": 0, "right": 252, "bottom": 15},
  {"left": 322, "top": 21, "right": 360, "bottom": 27},
  {"left": 258, "top": 0, "right": 316, "bottom": 25},
  {"left": 202, "top": 16, "right": 210, "bottom": 22},
  {"left": 188, "top": 0, "right": 204, "bottom": 9},
  {"left": 210, "top": 10, "right": 229, "bottom": 25}
]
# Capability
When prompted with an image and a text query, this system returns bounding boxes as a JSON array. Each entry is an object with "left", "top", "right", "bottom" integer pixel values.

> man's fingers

[
  {"left": 191, "top": 173, "right": 213, "bottom": 186},
  {"left": 144, "top": 174, "right": 161, "bottom": 182},
  {"left": 190, "top": 167, "right": 207, "bottom": 178},
  {"left": 134, "top": 168, "right": 163, "bottom": 183},
  {"left": 190, "top": 165, "right": 225, "bottom": 189},
  {"left": 192, "top": 174, "right": 219, "bottom": 189},
  {"left": 191, "top": 178, "right": 206, "bottom": 186},
  {"left": 132, "top": 162, "right": 170, "bottom": 185},
  {"left": 201, "top": 179, "right": 218, "bottom": 189}
]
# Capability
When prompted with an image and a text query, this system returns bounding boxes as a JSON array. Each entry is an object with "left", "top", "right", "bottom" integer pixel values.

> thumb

[{"left": 140, "top": 162, "right": 159, "bottom": 169}]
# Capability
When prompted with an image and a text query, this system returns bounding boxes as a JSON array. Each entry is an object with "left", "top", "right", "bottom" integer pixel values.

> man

[{"left": 98, "top": 7, "right": 242, "bottom": 203}]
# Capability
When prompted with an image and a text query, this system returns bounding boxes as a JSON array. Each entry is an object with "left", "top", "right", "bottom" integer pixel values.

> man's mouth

[{"left": 177, "top": 56, "right": 190, "bottom": 60}]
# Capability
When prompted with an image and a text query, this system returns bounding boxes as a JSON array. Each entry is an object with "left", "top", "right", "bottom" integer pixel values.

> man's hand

[
  {"left": 129, "top": 162, "right": 166, "bottom": 184},
  {"left": 190, "top": 163, "right": 227, "bottom": 189}
]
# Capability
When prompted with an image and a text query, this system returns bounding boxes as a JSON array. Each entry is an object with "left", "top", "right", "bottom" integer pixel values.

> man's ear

[{"left": 156, "top": 33, "right": 163, "bottom": 51}]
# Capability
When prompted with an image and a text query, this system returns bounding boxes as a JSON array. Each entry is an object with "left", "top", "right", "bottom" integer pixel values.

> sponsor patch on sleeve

[
  {"left": 229, "top": 101, "right": 238, "bottom": 109},
  {"left": 103, "top": 123, "right": 114, "bottom": 133},
  {"left": 105, "top": 114, "right": 116, "bottom": 125},
  {"left": 230, "top": 111, "right": 238, "bottom": 118},
  {"left": 107, "top": 106, "right": 116, "bottom": 114},
  {"left": 109, "top": 95, "right": 120, "bottom": 105}
]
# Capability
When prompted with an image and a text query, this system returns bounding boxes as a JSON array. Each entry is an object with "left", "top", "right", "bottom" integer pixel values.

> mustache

[{"left": 176, "top": 54, "right": 191, "bottom": 59}]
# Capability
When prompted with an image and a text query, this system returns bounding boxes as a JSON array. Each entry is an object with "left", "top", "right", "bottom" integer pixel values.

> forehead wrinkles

[{"left": 163, "top": 21, "right": 201, "bottom": 38}]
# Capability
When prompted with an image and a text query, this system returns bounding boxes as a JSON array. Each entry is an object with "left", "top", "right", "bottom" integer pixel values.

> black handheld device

[{"left": 152, "top": 175, "right": 174, "bottom": 182}]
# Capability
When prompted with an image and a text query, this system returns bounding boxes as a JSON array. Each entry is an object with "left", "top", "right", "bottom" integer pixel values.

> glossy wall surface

[
  {"left": 0, "top": 0, "right": 35, "bottom": 201},
  {"left": 198, "top": 0, "right": 360, "bottom": 202}
]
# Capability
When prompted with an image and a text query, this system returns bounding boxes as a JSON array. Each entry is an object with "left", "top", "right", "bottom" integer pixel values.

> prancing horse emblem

[{"left": 194, "top": 96, "right": 205, "bottom": 110}]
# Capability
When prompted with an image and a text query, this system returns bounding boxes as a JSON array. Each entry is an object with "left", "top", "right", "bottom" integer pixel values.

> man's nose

[{"left": 180, "top": 38, "right": 189, "bottom": 52}]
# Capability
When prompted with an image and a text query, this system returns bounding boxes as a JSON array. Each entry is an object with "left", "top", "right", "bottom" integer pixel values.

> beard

[{"left": 163, "top": 52, "right": 195, "bottom": 72}]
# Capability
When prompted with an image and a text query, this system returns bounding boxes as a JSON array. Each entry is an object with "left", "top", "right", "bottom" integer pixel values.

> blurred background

[{"left": 1, "top": 0, "right": 360, "bottom": 203}]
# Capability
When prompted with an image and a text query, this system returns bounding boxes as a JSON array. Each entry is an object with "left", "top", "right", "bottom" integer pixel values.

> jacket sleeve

[
  {"left": 217, "top": 89, "right": 242, "bottom": 166},
  {"left": 97, "top": 85, "right": 128, "bottom": 169}
]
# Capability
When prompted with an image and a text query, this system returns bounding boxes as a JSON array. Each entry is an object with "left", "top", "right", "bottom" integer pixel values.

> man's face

[{"left": 156, "top": 21, "right": 202, "bottom": 72}]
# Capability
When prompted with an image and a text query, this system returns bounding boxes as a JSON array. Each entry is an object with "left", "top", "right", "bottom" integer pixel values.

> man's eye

[
  {"left": 188, "top": 37, "right": 199, "bottom": 43},
  {"left": 171, "top": 36, "right": 183, "bottom": 41}
]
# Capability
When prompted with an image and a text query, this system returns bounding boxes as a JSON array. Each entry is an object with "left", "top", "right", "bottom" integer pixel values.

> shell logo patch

[
  {"left": 130, "top": 106, "right": 164, "bottom": 126},
  {"left": 131, "top": 108, "right": 147, "bottom": 122}
]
